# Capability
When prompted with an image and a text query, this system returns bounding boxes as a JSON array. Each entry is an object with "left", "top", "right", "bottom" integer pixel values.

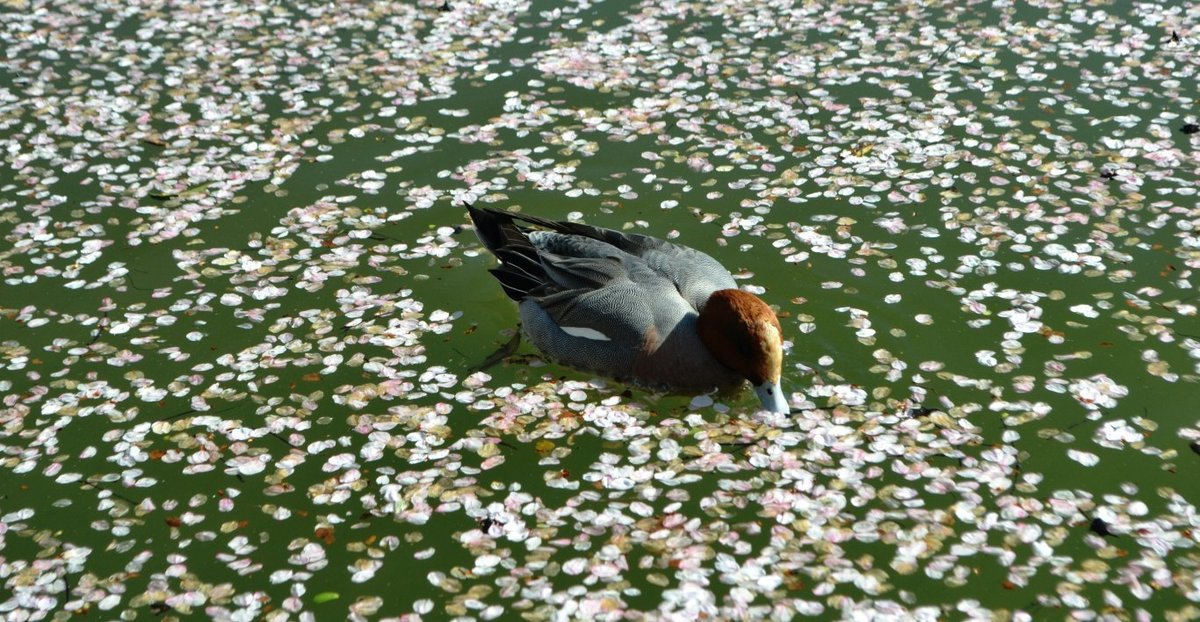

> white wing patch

[{"left": 560, "top": 326, "right": 611, "bottom": 341}]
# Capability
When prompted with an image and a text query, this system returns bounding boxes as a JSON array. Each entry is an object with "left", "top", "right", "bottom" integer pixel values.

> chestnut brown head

[{"left": 697, "top": 289, "right": 787, "bottom": 412}]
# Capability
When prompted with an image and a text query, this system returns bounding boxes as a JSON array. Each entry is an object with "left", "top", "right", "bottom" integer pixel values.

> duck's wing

[
  {"left": 529, "top": 211, "right": 739, "bottom": 311},
  {"left": 530, "top": 236, "right": 701, "bottom": 345},
  {"left": 631, "top": 240, "right": 737, "bottom": 311},
  {"left": 520, "top": 253, "right": 700, "bottom": 380},
  {"left": 469, "top": 206, "right": 736, "bottom": 310}
]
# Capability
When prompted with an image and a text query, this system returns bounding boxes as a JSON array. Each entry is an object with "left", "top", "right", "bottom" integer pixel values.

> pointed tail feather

[{"left": 468, "top": 204, "right": 550, "bottom": 302}]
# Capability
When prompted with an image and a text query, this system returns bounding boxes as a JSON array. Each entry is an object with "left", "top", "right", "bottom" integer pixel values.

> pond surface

[{"left": 2, "top": 0, "right": 1199, "bottom": 619}]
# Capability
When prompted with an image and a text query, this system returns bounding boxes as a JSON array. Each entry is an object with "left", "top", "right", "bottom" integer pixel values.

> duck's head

[{"left": 697, "top": 289, "right": 789, "bottom": 413}]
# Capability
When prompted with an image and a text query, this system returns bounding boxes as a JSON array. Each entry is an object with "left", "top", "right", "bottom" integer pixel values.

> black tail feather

[
  {"left": 466, "top": 204, "right": 509, "bottom": 252},
  {"left": 494, "top": 247, "right": 542, "bottom": 281},
  {"left": 490, "top": 267, "right": 539, "bottom": 300},
  {"left": 468, "top": 205, "right": 551, "bottom": 302}
]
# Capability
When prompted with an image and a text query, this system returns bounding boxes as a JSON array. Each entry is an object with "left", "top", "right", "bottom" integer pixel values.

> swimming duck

[{"left": 468, "top": 206, "right": 789, "bottom": 413}]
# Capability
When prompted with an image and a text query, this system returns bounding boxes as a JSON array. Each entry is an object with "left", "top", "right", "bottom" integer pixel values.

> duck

[{"left": 467, "top": 206, "right": 789, "bottom": 413}]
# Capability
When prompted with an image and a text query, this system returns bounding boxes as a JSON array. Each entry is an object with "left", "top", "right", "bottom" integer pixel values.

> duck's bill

[{"left": 753, "top": 379, "right": 789, "bottom": 413}]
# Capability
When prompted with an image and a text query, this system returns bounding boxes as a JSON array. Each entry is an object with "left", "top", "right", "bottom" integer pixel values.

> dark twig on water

[
  {"left": 924, "top": 42, "right": 959, "bottom": 75},
  {"left": 1089, "top": 516, "right": 1116, "bottom": 537},
  {"left": 267, "top": 431, "right": 299, "bottom": 448},
  {"left": 157, "top": 408, "right": 197, "bottom": 423},
  {"left": 80, "top": 479, "right": 139, "bottom": 506}
]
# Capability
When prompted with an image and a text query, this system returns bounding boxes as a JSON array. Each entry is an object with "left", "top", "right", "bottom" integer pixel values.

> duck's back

[{"left": 470, "top": 206, "right": 744, "bottom": 392}]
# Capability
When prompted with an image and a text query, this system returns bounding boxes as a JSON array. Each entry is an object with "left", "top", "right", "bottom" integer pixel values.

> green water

[{"left": 2, "top": 0, "right": 1198, "bottom": 619}]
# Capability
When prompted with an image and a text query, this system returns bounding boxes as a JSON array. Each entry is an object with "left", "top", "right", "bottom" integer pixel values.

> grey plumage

[{"left": 468, "top": 206, "right": 743, "bottom": 392}]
